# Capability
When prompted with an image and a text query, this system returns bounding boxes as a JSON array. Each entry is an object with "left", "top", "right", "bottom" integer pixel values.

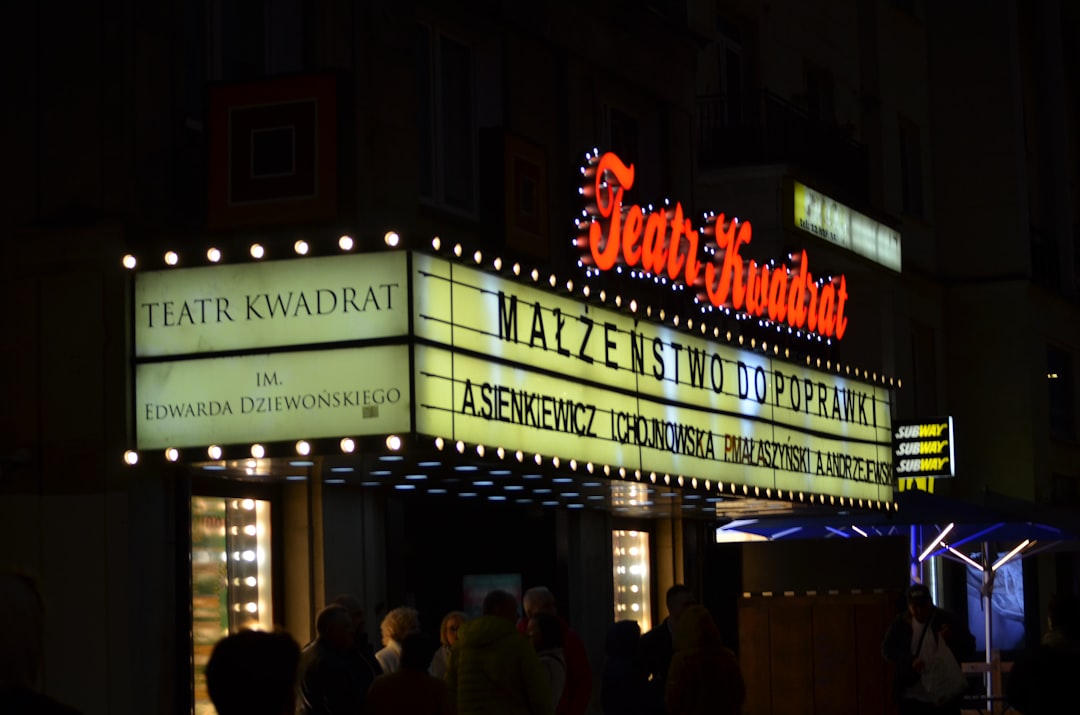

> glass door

[{"left": 191, "top": 496, "right": 274, "bottom": 715}]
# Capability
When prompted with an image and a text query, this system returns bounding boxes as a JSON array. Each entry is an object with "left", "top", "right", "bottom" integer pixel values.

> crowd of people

[
  {"left": 201, "top": 583, "right": 746, "bottom": 715},
  {"left": 16, "top": 560, "right": 1076, "bottom": 715}
]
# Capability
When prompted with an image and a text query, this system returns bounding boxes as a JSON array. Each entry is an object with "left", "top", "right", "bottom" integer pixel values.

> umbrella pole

[{"left": 981, "top": 541, "right": 994, "bottom": 711}]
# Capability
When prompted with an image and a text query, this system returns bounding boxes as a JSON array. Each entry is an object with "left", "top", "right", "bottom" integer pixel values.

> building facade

[{"left": 3, "top": 2, "right": 1078, "bottom": 714}]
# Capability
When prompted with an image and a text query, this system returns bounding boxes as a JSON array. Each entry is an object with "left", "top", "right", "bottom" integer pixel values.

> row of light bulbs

[
  {"left": 122, "top": 432, "right": 897, "bottom": 513},
  {"left": 120, "top": 232, "right": 402, "bottom": 270},
  {"left": 122, "top": 434, "right": 404, "bottom": 466},
  {"left": 431, "top": 436, "right": 895, "bottom": 512}
]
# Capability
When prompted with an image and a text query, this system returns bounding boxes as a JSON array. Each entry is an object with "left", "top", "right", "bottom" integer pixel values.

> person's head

[
  {"left": 316, "top": 604, "right": 354, "bottom": 651},
  {"left": 672, "top": 604, "right": 722, "bottom": 651},
  {"left": 206, "top": 629, "right": 301, "bottom": 715},
  {"left": 906, "top": 583, "right": 934, "bottom": 624},
  {"left": 380, "top": 606, "right": 421, "bottom": 646},
  {"left": 399, "top": 632, "right": 432, "bottom": 672},
  {"left": 482, "top": 589, "right": 519, "bottom": 622},
  {"left": 440, "top": 610, "right": 467, "bottom": 648},
  {"left": 523, "top": 586, "right": 557, "bottom": 619},
  {"left": 0, "top": 570, "right": 44, "bottom": 690},
  {"left": 527, "top": 610, "right": 564, "bottom": 651},
  {"left": 604, "top": 620, "right": 642, "bottom": 658},
  {"left": 666, "top": 584, "right": 695, "bottom": 628},
  {"left": 1047, "top": 593, "right": 1080, "bottom": 638},
  {"left": 331, "top": 593, "right": 367, "bottom": 638}
]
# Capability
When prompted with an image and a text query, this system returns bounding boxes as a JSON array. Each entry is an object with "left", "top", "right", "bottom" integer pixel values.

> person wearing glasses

[{"left": 430, "top": 611, "right": 467, "bottom": 679}]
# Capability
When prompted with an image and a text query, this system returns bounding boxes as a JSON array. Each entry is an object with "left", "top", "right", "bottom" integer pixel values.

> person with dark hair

[
  {"left": 527, "top": 610, "right": 566, "bottom": 706},
  {"left": 364, "top": 633, "right": 455, "bottom": 715},
  {"left": 639, "top": 584, "right": 695, "bottom": 704},
  {"left": 0, "top": 570, "right": 84, "bottom": 715},
  {"left": 881, "top": 583, "right": 974, "bottom": 715},
  {"left": 665, "top": 605, "right": 745, "bottom": 715},
  {"left": 299, "top": 604, "right": 369, "bottom": 715},
  {"left": 330, "top": 593, "right": 383, "bottom": 682},
  {"left": 206, "top": 629, "right": 301, "bottom": 715},
  {"left": 447, "top": 589, "right": 552, "bottom": 715},
  {"left": 520, "top": 585, "right": 592, "bottom": 715},
  {"left": 1006, "top": 592, "right": 1080, "bottom": 714},
  {"left": 601, "top": 620, "right": 662, "bottom": 715}
]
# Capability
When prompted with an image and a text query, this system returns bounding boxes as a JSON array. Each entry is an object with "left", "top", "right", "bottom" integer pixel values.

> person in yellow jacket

[{"left": 447, "top": 589, "right": 553, "bottom": 715}]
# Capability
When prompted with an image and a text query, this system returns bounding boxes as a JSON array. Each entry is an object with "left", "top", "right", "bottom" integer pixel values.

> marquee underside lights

[
  {"left": 122, "top": 431, "right": 898, "bottom": 516},
  {"left": 579, "top": 150, "right": 850, "bottom": 341}
]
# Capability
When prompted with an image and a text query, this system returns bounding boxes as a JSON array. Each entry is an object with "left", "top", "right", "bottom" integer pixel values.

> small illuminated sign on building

[
  {"left": 892, "top": 417, "right": 955, "bottom": 479},
  {"left": 791, "top": 181, "right": 902, "bottom": 272}
]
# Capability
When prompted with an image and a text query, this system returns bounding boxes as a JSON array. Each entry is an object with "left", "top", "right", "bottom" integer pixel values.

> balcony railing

[{"left": 697, "top": 91, "right": 869, "bottom": 204}]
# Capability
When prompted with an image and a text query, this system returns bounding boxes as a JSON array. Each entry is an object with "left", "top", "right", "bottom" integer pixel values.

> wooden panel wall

[{"left": 738, "top": 593, "right": 901, "bottom": 715}]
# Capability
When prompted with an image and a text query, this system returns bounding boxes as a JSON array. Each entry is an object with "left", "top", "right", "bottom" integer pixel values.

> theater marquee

[
  {"left": 132, "top": 250, "right": 894, "bottom": 503},
  {"left": 412, "top": 254, "right": 894, "bottom": 503}
]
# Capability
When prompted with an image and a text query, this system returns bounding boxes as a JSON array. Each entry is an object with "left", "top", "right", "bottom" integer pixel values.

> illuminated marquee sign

[
  {"left": 413, "top": 254, "right": 893, "bottom": 503},
  {"left": 133, "top": 252, "right": 411, "bottom": 449},
  {"left": 135, "top": 346, "right": 411, "bottom": 449},
  {"left": 579, "top": 151, "right": 851, "bottom": 340},
  {"left": 131, "top": 249, "right": 894, "bottom": 502},
  {"left": 135, "top": 252, "right": 408, "bottom": 357},
  {"left": 792, "top": 181, "right": 901, "bottom": 272},
  {"left": 892, "top": 417, "right": 955, "bottom": 479}
]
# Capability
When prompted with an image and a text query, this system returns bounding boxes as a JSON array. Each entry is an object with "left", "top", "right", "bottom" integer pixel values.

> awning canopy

[{"left": 717, "top": 487, "right": 1080, "bottom": 548}]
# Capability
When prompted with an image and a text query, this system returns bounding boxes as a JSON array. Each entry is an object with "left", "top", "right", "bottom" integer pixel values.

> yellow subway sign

[{"left": 892, "top": 417, "right": 955, "bottom": 478}]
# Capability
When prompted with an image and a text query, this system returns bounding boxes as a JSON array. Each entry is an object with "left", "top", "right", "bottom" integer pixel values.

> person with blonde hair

[
  {"left": 376, "top": 606, "right": 421, "bottom": 674},
  {"left": 430, "top": 610, "right": 467, "bottom": 679}
]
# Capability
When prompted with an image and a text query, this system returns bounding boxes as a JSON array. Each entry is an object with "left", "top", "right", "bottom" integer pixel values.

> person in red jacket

[{"left": 519, "top": 586, "right": 593, "bottom": 715}]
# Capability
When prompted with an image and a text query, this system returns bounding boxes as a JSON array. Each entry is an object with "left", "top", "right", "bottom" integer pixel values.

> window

[
  {"left": 1051, "top": 474, "right": 1078, "bottom": 507},
  {"left": 804, "top": 62, "right": 835, "bottom": 124},
  {"left": 1047, "top": 345, "right": 1075, "bottom": 439},
  {"left": 416, "top": 25, "right": 477, "bottom": 216},
  {"left": 206, "top": 0, "right": 304, "bottom": 81},
  {"left": 711, "top": 20, "right": 745, "bottom": 125},
  {"left": 898, "top": 115, "right": 925, "bottom": 218}
]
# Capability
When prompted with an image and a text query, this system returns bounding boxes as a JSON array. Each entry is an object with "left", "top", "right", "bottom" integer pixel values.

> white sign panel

[
  {"left": 136, "top": 345, "right": 411, "bottom": 449},
  {"left": 412, "top": 255, "right": 894, "bottom": 502},
  {"left": 135, "top": 252, "right": 409, "bottom": 357},
  {"left": 414, "top": 345, "right": 893, "bottom": 504}
]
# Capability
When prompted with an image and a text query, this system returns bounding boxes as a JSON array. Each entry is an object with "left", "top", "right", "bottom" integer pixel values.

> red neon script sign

[{"left": 580, "top": 151, "right": 849, "bottom": 340}]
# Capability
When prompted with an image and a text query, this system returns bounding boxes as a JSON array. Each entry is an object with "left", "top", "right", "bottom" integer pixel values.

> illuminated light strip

[
  {"left": 851, "top": 526, "right": 869, "bottom": 538},
  {"left": 119, "top": 238, "right": 902, "bottom": 386},
  {"left": 770, "top": 526, "right": 803, "bottom": 540},
  {"left": 991, "top": 540, "right": 1032, "bottom": 571},
  {"left": 918, "top": 523, "right": 954, "bottom": 562},
  {"left": 825, "top": 526, "right": 850, "bottom": 539},
  {"left": 947, "top": 546, "right": 983, "bottom": 571}
]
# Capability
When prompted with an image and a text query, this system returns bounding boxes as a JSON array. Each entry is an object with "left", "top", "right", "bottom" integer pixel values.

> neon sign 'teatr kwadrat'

[{"left": 579, "top": 151, "right": 849, "bottom": 340}]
